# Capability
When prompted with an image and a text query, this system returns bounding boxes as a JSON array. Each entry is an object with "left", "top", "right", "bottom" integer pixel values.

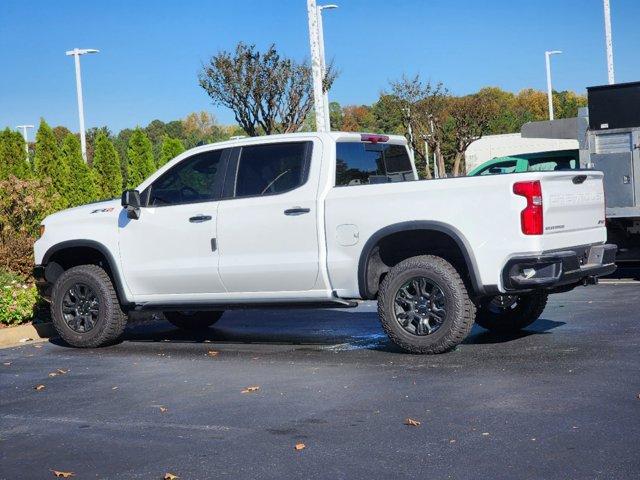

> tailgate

[{"left": 541, "top": 171, "right": 605, "bottom": 235}]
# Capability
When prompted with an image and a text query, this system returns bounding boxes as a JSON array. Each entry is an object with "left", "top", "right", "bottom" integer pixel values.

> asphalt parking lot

[{"left": 1, "top": 279, "right": 639, "bottom": 479}]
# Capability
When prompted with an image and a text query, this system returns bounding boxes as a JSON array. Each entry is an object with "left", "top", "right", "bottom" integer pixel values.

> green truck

[{"left": 467, "top": 150, "right": 579, "bottom": 176}]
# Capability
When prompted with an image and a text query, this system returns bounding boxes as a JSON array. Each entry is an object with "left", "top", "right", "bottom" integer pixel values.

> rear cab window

[
  {"left": 335, "top": 141, "right": 416, "bottom": 187},
  {"left": 478, "top": 160, "right": 517, "bottom": 175}
]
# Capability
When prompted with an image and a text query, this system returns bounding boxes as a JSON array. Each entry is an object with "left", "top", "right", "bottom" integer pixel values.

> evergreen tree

[
  {"left": 126, "top": 128, "right": 155, "bottom": 188},
  {"left": 92, "top": 132, "right": 123, "bottom": 199},
  {"left": 33, "top": 119, "right": 69, "bottom": 201},
  {"left": 0, "top": 128, "right": 30, "bottom": 179},
  {"left": 61, "top": 134, "right": 99, "bottom": 206},
  {"left": 157, "top": 135, "right": 185, "bottom": 168}
]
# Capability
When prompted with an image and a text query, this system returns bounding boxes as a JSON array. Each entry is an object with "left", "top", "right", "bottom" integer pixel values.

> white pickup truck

[{"left": 33, "top": 132, "right": 616, "bottom": 353}]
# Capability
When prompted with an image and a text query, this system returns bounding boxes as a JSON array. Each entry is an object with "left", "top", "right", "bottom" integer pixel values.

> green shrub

[
  {"left": 33, "top": 119, "right": 69, "bottom": 204},
  {"left": 0, "top": 128, "right": 31, "bottom": 179},
  {"left": 157, "top": 135, "right": 185, "bottom": 168},
  {"left": 126, "top": 128, "right": 155, "bottom": 188},
  {"left": 0, "top": 271, "right": 38, "bottom": 326},
  {"left": 92, "top": 132, "right": 123, "bottom": 198},
  {"left": 0, "top": 175, "right": 65, "bottom": 278},
  {"left": 61, "top": 134, "right": 99, "bottom": 207}
]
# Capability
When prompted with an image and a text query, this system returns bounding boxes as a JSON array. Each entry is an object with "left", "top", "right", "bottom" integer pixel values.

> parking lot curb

[{"left": 0, "top": 322, "right": 56, "bottom": 349}]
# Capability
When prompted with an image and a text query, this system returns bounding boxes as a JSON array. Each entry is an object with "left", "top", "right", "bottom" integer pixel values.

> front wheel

[
  {"left": 475, "top": 292, "right": 548, "bottom": 333},
  {"left": 51, "top": 265, "right": 127, "bottom": 348},
  {"left": 377, "top": 255, "right": 476, "bottom": 354},
  {"left": 164, "top": 311, "right": 224, "bottom": 331}
]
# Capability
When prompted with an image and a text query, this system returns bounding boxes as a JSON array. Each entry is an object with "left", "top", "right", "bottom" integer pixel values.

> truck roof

[{"left": 190, "top": 131, "right": 408, "bottom": 151}]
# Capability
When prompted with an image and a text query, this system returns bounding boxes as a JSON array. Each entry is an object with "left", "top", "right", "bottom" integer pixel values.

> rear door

[{"left": 216, "top": 140, "right": 321, "bottom": 293}]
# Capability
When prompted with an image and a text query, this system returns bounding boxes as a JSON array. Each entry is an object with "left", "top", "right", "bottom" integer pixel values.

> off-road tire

[
  {"left": 51, "top": 265, "right": 127, "bottom": 348},
  {"left": 377, "top": 255, "right": 476, "bottom": 354},
  {"left": 475, "top": 292, "right": 548, "bottom": 333},
  {"left": 164, "top": 311, "right": 224, "bottom": 331}
]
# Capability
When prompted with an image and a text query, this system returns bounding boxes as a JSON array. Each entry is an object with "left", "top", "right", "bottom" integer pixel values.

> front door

[
  {"left": 118, "top": 148, "right": 229, "bottom": 298},
  {"left": 217, "top": 140, "right": 321, "bottom": 293}
]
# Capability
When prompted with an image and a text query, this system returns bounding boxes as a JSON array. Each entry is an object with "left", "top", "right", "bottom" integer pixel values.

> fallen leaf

[
  {"left": 57, "top": 369, "right": 68, "bottom": 374},
  {"left": 482, "top": 432, "right": 490, "bottom": 436},
  {"left": 34, "top": 384, "right": 45, "bottom": 391},
  {"left": 19, "top": 337, "right": 34, "bottom": 343},
  {"left": 48, "top": 372, "right": 58, "bottom": 377},
  {"left": 50, "top": 470, "right": 75, "bottom": 478},
  {"left": 207, "top": 350, "right": 219, "bottom": 357},
  {"left": 241, "top": 386, "right": 260, "bottom": 394},
  {"left": 164, "top": 473, "right": 179, "bottom": 480},
  {"left": 404, "top": 418, "right": 421, "bottom": 427},
  {"left": 112, "top": 386, "right": 119, "bottom": 390},
  {"left": 294, "top": 443, "right": 306, "bottom": 451},
  {"left": 3, "top": 362, "right": 11, "bottom": 366},
  {"left": 34, "top": 344, "right": 43, "bottom": 349},
  {"left": 159, "top": 406, "right": 168, "bottom": 413}
]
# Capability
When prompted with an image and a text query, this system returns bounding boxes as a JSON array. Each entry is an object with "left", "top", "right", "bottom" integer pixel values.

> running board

[{"left": 134, "top": 296, "right": 359, "bottom": 312}]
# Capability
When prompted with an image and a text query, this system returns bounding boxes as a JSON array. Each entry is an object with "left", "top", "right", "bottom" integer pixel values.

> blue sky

[{"left": 1, "top": 0, "right": 639, "bottom": 134}]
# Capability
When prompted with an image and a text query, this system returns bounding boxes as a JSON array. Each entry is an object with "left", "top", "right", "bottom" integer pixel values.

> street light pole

[
  {"left": 15, "top": 125, "right": 34, "bottom": 162},
  {"left": 65, "top": 48, "right": 99, "bottom": 162},
  {"left": 317, "top": 4, "right": 337, "bottom": 132},
  {"left": 307, "top": 0, "right": 327, "bottom": 133},
  {"left": 603, "top": 0, "right": 615, "bottom": 84},
  {"left": 545, "top": 50, "right": 562, "bottom": 121}
]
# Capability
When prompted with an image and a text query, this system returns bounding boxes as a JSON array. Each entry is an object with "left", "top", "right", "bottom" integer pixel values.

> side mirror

[{"left": 121, "top": 190, "right": 141, "bottom": 220}]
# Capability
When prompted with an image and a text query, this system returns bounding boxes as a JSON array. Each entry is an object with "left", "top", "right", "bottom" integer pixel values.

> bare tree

[
  {"left": 446, "top": 95, "right": 495, "bottom": 176},
  {"left": 390, "top": 75, "right": 449, "bottom": 178},
  {"left": 199, "top": 43, "right": 337, "bottom": 136}
]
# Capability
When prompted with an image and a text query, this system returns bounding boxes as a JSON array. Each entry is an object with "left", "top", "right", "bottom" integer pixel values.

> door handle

[
  {"left": 189, "top": 215, "right": 212, "bottom": 223},
  {"left": 284, "top": 207, "right": 311, "bottom": 216}
]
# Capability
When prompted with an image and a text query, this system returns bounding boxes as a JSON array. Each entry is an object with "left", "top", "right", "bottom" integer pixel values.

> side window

[
  {"left": 144, "top": 149, "right": 225, "bottom": 207},
  {"left": 335, "top": 142, "right": 415, "bottom": 187},
  {"left": 234, "top": 142, "right": 310, "bottom": 198},
  {"left": 527, "top": 158, "right": 577, "bottom": 171},
  {"left": 478, "top": 161, "right": 517, "bottom": 175}
]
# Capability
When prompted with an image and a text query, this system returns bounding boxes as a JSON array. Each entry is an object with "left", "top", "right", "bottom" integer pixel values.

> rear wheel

[
  {"left": 164, "top": 311, "right": 224, "bottom": 331},
  {"left": 475, "top": 292, "right": 548, "bottom": 333},
  {"left": 51, "top": 265, "right": 127, "bottom": 348},
  {"left": 377, "top": 255, "right": 476, "bottom": 354}
]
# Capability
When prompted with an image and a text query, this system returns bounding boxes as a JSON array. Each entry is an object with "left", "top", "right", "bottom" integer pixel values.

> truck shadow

[{"left": 61, "top": 310, "right": 566, "bottom": 353}]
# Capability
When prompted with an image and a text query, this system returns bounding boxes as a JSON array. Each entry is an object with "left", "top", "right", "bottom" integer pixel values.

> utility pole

[
  {"left": 603, "top": 0, "right": 615, "bottom": 84},
  {"left": 545, "top": 50, "right": 562, "bottom": 121},
  {"left": 65, "top": 48, "right": 99, "bottom": 161},
  {"left": 16, "top": 125, "right": 34, "bottom": 162},
  {"left": 307, "top": 0, "right": 331, "bottom": 132},
  {"left": 317, "top": 4, "right": 337, "bottom": 131}
]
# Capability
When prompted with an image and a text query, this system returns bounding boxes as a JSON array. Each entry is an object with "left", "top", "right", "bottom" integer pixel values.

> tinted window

[
  {"left": 478, "top": 161, "right": 517, "bottom": 175},
  {"left": 235, "top": 142, "right": 309, "bottom": 197},
  {"left": 335, "top": 142, "right": 415, "bottom": 186},
  {"left": 144, "top": 150, "right": 224, "bottom": 207},
  {"left": 527, "top": 158, "right": 576, "bottom": 171}
]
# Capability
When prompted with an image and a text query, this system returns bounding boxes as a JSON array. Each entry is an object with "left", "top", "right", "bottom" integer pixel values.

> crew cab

[{"left": 33, "top": 132, "right": 616, "bottom": 353}]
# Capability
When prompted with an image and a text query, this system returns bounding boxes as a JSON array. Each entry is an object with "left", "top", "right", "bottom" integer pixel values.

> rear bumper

[{"left": 502, "top": 243, "right": 617, "bottom": 292}]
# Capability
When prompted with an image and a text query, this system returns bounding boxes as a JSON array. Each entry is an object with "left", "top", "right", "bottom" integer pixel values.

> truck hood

[{"left": 42, "top": 199, "right": 121, "bottom": 226}]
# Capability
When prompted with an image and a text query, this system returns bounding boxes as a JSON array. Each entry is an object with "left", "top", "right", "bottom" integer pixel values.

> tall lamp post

[
  {"left": 16, "top": 124, "right": 34, "bottom": 162},
  {"left": 603, "top": 0, "right": 615, "bottom": 84},
  {"left": 545, "top": 50, "right": 562, "bottom": 120},
  {"left": 317, "top": 4, "right": 338, "bottom": 131},
  {"left": 65, "top": 48, "right": 99, "bottom": 162}
]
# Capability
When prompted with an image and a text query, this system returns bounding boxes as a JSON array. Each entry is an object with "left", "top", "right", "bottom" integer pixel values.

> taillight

[
  {"left": 360, "top": 134, "right": 389, "bottom": 143},
  {"left": 513, "top": 181, "right": 543, "bottom": 235}
]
